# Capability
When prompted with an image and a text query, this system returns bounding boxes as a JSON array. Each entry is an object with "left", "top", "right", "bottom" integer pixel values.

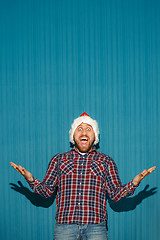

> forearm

[
  {"left": 27, "top": 155, "right": 59, "bottom": 198},
  {"left": 108, "top": 180, "right": 137, "bottom": 202},
  {"left": 106, "top": 159, "right": 138, "bottom": 202},
  {"left": 27, "top": 177, "right": 57, "bottom": 198}
]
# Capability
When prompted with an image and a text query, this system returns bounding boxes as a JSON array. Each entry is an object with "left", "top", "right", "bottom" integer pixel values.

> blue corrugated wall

[{"left": 0, "top": 0, "right": 159, "bottom": 239}]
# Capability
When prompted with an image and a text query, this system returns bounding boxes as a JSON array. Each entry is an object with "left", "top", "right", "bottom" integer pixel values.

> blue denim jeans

[{"left": 54, "top": 221, "right": 108, "bottom": 240}]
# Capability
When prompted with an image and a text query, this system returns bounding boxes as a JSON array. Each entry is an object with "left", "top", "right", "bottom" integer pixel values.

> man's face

[{"left": 73, "top": 122, "right": 95, "bottom": 153}]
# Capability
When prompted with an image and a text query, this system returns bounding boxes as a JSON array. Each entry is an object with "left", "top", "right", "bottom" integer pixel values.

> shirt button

[{"left": 80, "top": 182, "right": 81, "bottom": 185}]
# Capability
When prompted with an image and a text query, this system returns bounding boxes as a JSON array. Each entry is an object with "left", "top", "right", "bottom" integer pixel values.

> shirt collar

[{"left": 72, "top": 147, "right": 97, "bottom": 155}]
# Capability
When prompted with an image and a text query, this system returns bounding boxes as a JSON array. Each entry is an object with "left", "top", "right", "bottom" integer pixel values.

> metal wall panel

[{"left": 0, "top": 0, "right": 159, "bottom": 239}]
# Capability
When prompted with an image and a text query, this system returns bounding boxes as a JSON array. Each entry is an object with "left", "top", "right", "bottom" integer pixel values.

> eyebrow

[{"left": 77, "top": 124, "right": 92, "bottom": 129}]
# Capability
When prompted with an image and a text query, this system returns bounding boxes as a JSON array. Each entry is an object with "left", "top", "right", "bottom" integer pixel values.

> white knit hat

[{"left": 69, "top": 112, "right": 99, "bottom": 145}]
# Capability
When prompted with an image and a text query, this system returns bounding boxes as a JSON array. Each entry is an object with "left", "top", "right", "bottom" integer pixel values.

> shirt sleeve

[
  {"left": 27, "top": 155, "right": 59, "bottom": 198},
  {"left": 105, "top": 158, "right": 138, "bottom": 201}
]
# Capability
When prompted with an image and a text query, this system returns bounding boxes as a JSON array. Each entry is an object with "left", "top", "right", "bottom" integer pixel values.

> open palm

[{"left": 10, "top": 162, "right": 33, "bottom": 182}]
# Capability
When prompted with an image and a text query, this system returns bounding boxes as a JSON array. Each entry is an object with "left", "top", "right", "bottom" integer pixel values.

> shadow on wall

[
  {"left": 10, "top": 181, "right": 57, "bottom": 208},
  {"left": 10, "top": 182, "right": 157, "bottom": 211},
  {"left": 107, "top": 184, "right": 157, "bottom": 212}
]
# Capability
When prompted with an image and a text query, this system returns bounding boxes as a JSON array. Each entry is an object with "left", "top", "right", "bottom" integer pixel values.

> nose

[{"left": 81, "top": 129, "right": 88, "bottom": 135}]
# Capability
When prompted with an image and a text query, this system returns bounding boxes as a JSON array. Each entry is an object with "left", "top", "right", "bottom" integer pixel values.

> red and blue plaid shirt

[{"left": 28, "top": 148, "right": 137, "bottom": 224}]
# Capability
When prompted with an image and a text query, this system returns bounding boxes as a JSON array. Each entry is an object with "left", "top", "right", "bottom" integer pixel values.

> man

[{"left": 10, "top": 112, "right": 156, "bottom": 240}]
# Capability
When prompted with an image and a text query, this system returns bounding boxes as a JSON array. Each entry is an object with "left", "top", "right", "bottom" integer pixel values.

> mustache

[{"left": 79, "top": 135, "right": 89, "bottom": 139}]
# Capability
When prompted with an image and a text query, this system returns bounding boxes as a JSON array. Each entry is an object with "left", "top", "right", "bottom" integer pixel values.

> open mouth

[{"left": 80, "top": 137, "right": 88, "bottom": 145}]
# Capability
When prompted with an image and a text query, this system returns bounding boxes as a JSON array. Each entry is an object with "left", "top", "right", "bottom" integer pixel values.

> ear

[{"left": 73, "top": 133, "right": 75, "bottom": 142}]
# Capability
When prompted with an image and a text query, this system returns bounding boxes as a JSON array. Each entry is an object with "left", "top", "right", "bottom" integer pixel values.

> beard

[{"left": 74, "top": 138, "right": 95, "bottom": 153}]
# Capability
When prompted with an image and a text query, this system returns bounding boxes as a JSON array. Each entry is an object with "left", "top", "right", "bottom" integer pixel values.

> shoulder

[
  {"left": 93, "top": 150, "right": 117, "bottom": 167},
  {"left": 46, "top": 150, "right": 73, "bottom": 170},
  {"left": 50, "top": 149, "right": 73, "bottom": 162},
  {"left": 94, "top": 150, "right": 113, "bottom": 161}
]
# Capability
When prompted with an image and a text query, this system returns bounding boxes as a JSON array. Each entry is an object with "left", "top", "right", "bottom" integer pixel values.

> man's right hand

[{"left": 10, "top": 162, "right": 33, "bottom": 182}]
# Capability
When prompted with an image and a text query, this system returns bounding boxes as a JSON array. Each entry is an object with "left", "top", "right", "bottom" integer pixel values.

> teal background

[{"left": 0, "top": 0, "right": 159, "bottom": 239}]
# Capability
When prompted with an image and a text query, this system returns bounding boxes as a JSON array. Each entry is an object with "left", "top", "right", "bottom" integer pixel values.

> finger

[
  {"left": 10, "top": 162, "right": 18, "bottom": 169},
  {"left": 142, "top": 169, "right": 147, "bottom": 174},
  {"left": 143, "top": 184, "right": 149, "bottom": 191},
  {"left": 15, "top": 168, "right": 23, "bottom": 175},
  {"left": 143, "top": 167, "right": 156, "bottom": 177},
  {"left": 140, "top": 169, "right": 147, "bottom": 178},
  {"left": 11, "top": 163, "right": 24, "bottom": 175},
  {"left": 18, "top": 181, "right": 23, "bottom": 187},
  {"left": 11, "top": 163, "right": 21, "bottom": 172},
  {"left": 17, "top": 165, "right": 23, "bottom": 171},
  {"left": 9, "top": 183, "right": 18, "bottom": 187},
  {"left": 17, "top": 165, "right": 25, "bottom": 175},
  {"left": 142, "top": 171, "right": 150, "bottom": 178},
  {"left": 141, "top": 167, "right": 156, "bottom": 180},
  {"left": 148, "top": 166, "right": 156, "bottom": 173},
  {"left": 10, "top": 162, "right": 17, "bottom": 166}
]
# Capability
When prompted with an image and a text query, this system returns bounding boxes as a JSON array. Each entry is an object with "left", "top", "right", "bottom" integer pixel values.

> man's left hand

[{"left": 133, "top": 166, "right": 156, "bottom": 186}]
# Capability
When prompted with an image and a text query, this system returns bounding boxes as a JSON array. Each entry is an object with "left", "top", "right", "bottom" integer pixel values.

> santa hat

[{"left": 69, "top": 112, "right": 99, "bottom": 145}]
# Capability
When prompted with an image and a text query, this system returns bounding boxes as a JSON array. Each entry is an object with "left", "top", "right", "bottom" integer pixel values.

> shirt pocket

[
  {"left": 60, "top": 161, "right": 74, "bottom": 175},
  {"left": 90, "top": 161, "right": 104, "bottom": 177}
]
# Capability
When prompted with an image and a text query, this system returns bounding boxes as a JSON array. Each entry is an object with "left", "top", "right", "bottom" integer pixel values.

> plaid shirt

[{"left": 28, "top": 148, "right": 137, "bottom": 224}]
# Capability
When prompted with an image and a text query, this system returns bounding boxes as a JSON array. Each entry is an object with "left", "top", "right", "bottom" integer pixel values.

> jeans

[{"left": 54, "top": 221, "right": 108, "bottom": 240}]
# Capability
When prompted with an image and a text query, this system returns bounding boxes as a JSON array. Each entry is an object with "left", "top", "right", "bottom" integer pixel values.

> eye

[
  {"left": 78, "top": 127, "right": 82, "bottom": 131},
  {"left": 86, "top": 127, "right": 91, "bottom": 131}
]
